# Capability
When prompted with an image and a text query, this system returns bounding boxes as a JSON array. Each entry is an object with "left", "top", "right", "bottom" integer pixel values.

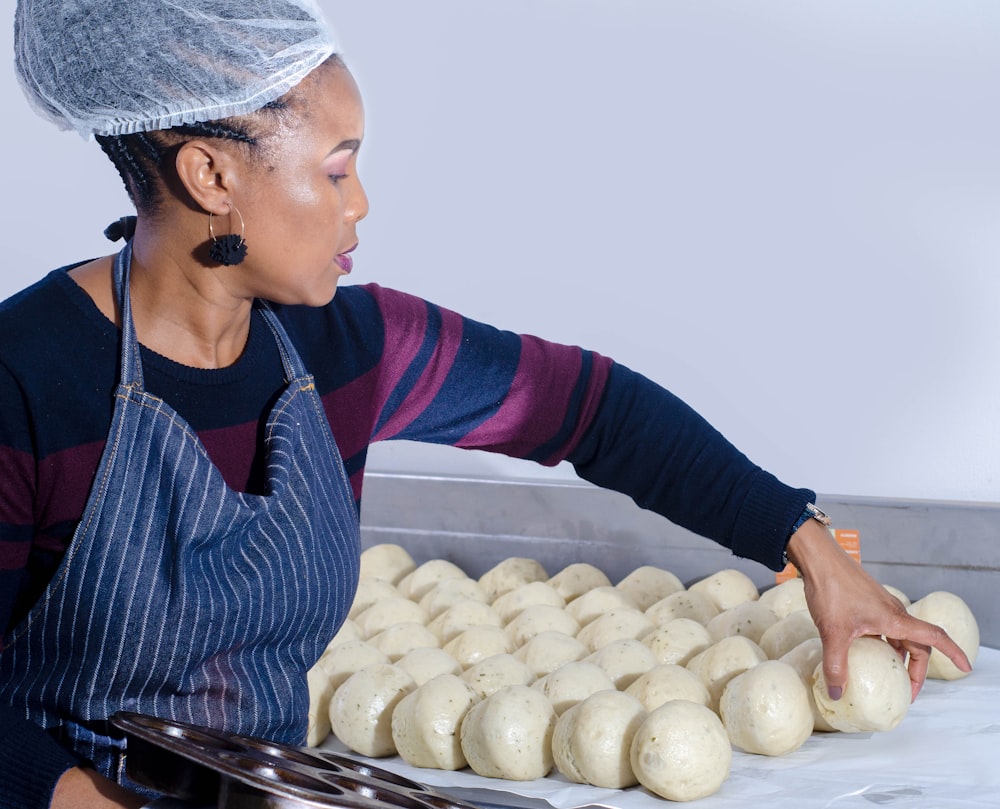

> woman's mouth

[{"left": 336, "top": 244, "right": 357, "bottom": 274}]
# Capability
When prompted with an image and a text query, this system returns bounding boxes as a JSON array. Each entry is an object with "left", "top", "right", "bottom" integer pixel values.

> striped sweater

[{"left": 0, "top": 264, "right": 811, "bottom": 807}]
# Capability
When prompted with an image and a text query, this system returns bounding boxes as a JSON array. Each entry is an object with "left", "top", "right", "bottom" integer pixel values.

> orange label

[
  {"left": 834, "top": 528, "right": 861, "bottom": 563},
  {"left": 776, "top": 528, "right": 860, "bottom": 583}
]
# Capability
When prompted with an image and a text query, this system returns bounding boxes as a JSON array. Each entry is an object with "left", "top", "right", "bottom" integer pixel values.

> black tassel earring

[{"left": 209, "top": 205, "right": 248, "bottom": 266}]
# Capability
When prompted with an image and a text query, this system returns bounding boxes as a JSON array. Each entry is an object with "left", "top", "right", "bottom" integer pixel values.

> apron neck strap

[{"left": 112, "top": 242, "right": 144, "bottom": 389}]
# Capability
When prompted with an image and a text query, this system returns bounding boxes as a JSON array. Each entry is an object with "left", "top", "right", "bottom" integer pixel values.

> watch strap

[{"left": 783, "top": 503, "right": 832, "bottom": 566}]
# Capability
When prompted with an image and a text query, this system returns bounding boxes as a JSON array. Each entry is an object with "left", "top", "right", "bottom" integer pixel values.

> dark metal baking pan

[{"left": 112, "top": 711, "right": 483, "bottom": 809}]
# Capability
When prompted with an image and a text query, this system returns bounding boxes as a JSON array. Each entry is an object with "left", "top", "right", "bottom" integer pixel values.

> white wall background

[{"left": 1, "top": 1, "right": 999, "bottom": 504}]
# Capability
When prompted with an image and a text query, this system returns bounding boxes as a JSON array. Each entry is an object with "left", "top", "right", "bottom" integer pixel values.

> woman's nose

[{"left": 346, "top": 176, "right": 369, "bottom": 224}]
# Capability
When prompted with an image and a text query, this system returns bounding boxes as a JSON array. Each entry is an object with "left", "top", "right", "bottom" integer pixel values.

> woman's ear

[{"left": 174, "top": 140, "right": 241, "bottom": 214}]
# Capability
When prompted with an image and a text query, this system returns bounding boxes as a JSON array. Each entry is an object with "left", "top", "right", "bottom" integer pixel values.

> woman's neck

[{"left": 68, "top": 219, "right": 254, "bottom": 370}]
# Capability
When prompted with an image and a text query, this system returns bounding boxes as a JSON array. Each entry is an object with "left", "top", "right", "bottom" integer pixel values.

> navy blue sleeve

[
  {"left": 568, "top": 362, "right": 814, "bottom": 571},
  {"left": 0, "top": 705, "right": 81, "bottom": 809},
  {"left": 0, "top": 358, "right": 36, "bottom": 652}
]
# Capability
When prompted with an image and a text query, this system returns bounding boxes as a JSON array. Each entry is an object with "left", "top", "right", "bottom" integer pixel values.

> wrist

[
  {"left": 783, "top": 503, "right": 832, "bottom": 568},
  {"left": 784, "top": 515, "right": 838, "bottom": 576},
  {"left": 52, "top": 767, "right": 146, "bottom": 809}
]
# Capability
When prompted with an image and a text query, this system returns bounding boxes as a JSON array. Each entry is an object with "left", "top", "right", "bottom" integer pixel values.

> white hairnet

[{"left": 14, "top": 0, "right": 337, "bottom": 138}]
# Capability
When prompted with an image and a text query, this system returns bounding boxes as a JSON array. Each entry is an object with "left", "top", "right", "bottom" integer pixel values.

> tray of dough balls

[{"left": 311, "top": 544, "right": 999, "bottom": 807}]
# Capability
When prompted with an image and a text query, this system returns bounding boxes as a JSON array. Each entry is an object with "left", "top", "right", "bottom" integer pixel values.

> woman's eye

[{"left": 324, "top": 147, "right": 357, "bottom": 185}]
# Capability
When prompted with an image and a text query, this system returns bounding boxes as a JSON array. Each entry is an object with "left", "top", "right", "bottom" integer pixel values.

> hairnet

[{"left": 14, "top": 0, "right": 338, "bottom": 139}]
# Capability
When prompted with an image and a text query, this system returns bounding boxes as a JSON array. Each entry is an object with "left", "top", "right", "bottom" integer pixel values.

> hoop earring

[{"left": 209, "top": 205, "right": 248, "bottom": 266}]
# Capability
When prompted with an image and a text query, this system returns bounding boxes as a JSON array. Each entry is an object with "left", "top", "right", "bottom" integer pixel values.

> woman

[{"left": 2, "top": 2, "right": 969, "bottom": 807}]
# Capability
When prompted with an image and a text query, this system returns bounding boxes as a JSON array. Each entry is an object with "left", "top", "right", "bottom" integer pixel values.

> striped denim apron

[{"left": 0, "top": 243, "right": 360, "bottom": 782}]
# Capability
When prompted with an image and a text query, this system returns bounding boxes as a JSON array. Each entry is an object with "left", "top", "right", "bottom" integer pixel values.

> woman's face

[{"left": 231, "top": 60, "right": 369, "bottom": 307}]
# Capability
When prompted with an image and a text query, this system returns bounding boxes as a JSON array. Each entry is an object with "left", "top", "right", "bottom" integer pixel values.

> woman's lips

[{"left": 336, "top": 245, "right": 357, "bottom": 274}]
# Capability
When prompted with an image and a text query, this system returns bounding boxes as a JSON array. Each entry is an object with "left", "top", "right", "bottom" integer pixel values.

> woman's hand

[
  {"left": 51, "top": 767, "right": 146, "bottom": 809},
  {"left": 785, "top": 518, "right": 972, "bottom": 702}
]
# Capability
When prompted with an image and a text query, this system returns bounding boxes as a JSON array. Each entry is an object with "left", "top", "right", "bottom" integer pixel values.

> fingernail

[{"left": 828, "top": 685, "right": 843, "bottom": 700}]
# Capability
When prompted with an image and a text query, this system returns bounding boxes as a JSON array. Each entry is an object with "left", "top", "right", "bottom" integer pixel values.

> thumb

[{"left": 822, "top": 635, "right": 850, "bottom": 700}]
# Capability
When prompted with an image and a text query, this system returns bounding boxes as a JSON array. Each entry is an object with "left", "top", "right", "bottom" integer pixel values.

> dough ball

[
  {"left": 719, "top": 660, "right": 813, "bottom": 756},
  {"left": 419, "top": 577, "right": 489, "bottom": 619},
  {"left": 566, "top": 586, "right": 638, "bottom": 627},
  {"left": 398, "top": 559, "right": 468, "bottom": 601},
  {"left": 313, "top": 640, "right": 391, "bottom": 692},
  {"left": 532, "top": 661, "right": 616, "bottom": 715},
  {"left": 319, "top": 619, "right": 362, "bottom": 655},
  {"left": 460, "top": 653, "right": 535, "bottom": 700},
  {"left": 492, "top": 581, "right": 566, "bottom": 624},
  {"left": 329, "top": 663, "right": 416, "bottom": 757},
  {"left": 642, "top": 618, "right": 713, "bottom": 667},
  {"left": 625, "top": 664, "right": 711, "bottom": 711},
  {"left": 427, "top": 599, "right": 502, "bottom": 643},
  {"left": 686, "top": 635, "right": 767, "bottom": 712},
  {"left": 907, "top": 591, "right": 980, "bottom": 679},
  {"left": 778, "top": 637, "right": 824, "bottom": 682},
  {"left": 443, "top": 625, "right": 514, "bottom": 668},
  {"left": 645, "top": 590, "right": 720, "bottom": 627},
  {"left": 349, "top": 578, "right": 402, "bottom": 620},
  {"left": 355, "top": 597, "right": 428, "bottom": 639},
  {"left": 395, "top": 647, "right": 463, "bottom": 686},
  {"left": 758, "top": 609, "right": 819, "bottom": 660},
  {"left": 705, "top": 601, "right": 779, "bottom": 644},
  {"left": 505, "top": 604, "right": 580, "bottom": 647},
  {"left": 359, "top": 543, "right": 416, "bottom": 585},
  {"left": 368, "top": 622, "right": 440, "bottom": 661},
  {"left": 779, "top": 638, "right": 836, "bottom": 732},
  {"left": 757, "top": 578, "right": 807, "bottom": 619},
  {"left": 513, "top": 630, "right": 587, "bottom": 678},
  {"left": 552, "top": 690, "right": 647, "bottom": 789},
  {"left": 882, "top": 583, "right": 911, "bottom": 608},
  {"left": 689, "top": 568, "right": 759, "bottom": 611},
  {"left": 306, "top": 666, "right": 336, "bottom": 746},
  {"left": 479, "top": 557, "right": 548, "bottom": 602},
  {"left": 630, "top": 700, "right": 732, "bottom": 802},
  {"left": 576, "top": 608, "right": 655, "bottom": 653},
  {"left": 460, "top": 685, "right": 557, "bottom": 780},
  {"left": 548, "top": 562, "right": 612, "bottom": 603},
  {"left": 391, "top": 674, "right": 479, "bottom": 770},
  {"left": 811, "top": 637, "right": 911, "bottom": 733},
  {"left": 584, "top": 638, "right": 657, "bottom": 690},
  {"left": 616, "top": 565, "right": 685, "bottom": 611}
]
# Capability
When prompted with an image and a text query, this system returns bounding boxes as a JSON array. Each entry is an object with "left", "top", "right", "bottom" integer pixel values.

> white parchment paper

[{"left": 322, "top": 647, "right": 1000, "bottom": 808}]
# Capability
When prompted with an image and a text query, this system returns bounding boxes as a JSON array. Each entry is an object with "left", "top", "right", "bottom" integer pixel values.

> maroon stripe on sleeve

[
  {"left": 321, "top": 369, "right": 381, "bottom": 465},
  {"left": 33, "top": 441, "right": 105, "bottom": 530},
  {"left": 371, "top": 307, "right": 465, "bottom": 442},
  {"left": 539, "top": 350, "right": 612, "bottom": 466},
  {"left": 457, "top": 338, "right": 612, "bottom": 464},
  {"left": 0, "top": 446, "right": 34, "bottom": 525}
]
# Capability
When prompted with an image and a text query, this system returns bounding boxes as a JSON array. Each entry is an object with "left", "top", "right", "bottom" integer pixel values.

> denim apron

[{"left": 0, "top": 243, "right": 360, "bottom": 782}]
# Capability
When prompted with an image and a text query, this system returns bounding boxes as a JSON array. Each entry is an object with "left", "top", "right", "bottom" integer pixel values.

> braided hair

[
  {"left": 96, "top": 118, "right": 262, "bottom": 214},
  {"left": 95, "top": 56, "right": 341, "bottom": 215}
]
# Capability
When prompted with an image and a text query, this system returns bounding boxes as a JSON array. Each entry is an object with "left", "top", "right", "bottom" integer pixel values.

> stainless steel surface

[{"left": 358, "top": 472, "right": 1000, "bottom": 647}]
